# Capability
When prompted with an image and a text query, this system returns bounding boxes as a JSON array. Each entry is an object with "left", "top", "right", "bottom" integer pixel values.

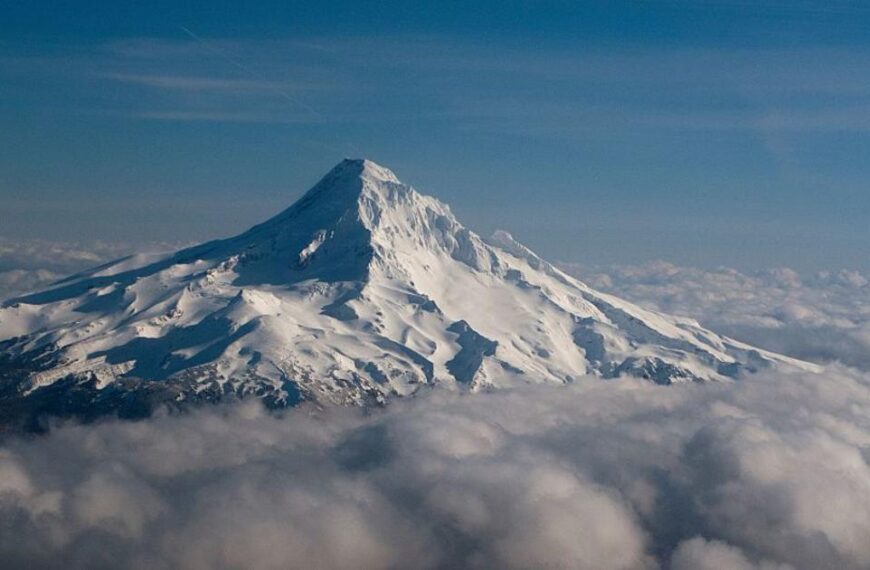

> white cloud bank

[
  {"left": 1, "top": 366, "right": 870, "bottom": 569},
  {"left": 562, "top": 261, "right": 870, "bottom": 371},
  {"left": 0, "top": 238, "right": 180, "bottom": 301}
]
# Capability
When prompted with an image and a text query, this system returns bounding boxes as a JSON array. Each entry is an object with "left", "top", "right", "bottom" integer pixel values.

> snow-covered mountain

[{"left": 0, "top": 159, "right": 816, "bottom": 425}]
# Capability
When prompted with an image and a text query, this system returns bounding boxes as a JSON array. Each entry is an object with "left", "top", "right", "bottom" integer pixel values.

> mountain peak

[
  {"left": 342, "top": 158, "right": 401, "bottom": 184},
  {"left": 319, "top": 158, "right": 401, "bottom": 188},
  {"left": 285, "top": 158, "right": 408, "bottom": 220},
  {"left": 0, "top": 157, "right": 820, "bottom": 426}
]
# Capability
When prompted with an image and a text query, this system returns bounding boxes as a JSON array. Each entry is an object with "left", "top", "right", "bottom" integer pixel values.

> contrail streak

[
  {"left": 178, "top": 25, "right": 321, "bottom": 121},
  {"left": 177, "top": 25, "right": 367, "bottom": 158}
]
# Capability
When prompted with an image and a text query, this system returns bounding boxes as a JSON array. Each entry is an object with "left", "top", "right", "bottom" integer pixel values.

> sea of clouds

[
  {"left": 0, "top": 238, "right": 182, "bottom": 302},
  {"left": 2, "top": 368, "right": 869, "bottom": 569},
  {"left": 1, "top": 242, "right": 869, "bottom": 569},
  {"left": 562, "top": 261, "right": 870, "bottom": 372}
]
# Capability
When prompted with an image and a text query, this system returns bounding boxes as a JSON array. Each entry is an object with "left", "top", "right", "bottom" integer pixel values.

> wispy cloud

[
  {"left": 130, "top": 109, "right": 316, "bottom": 124},
  {"left": 102, "top": 73, "right": 289, "bottom": 92},
  {"left": 8, "top": 34, "right": 870, "bottom": 134}
]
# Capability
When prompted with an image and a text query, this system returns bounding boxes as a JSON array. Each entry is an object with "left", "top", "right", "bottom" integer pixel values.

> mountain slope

[{"left": 0, "top": 159, "right": 817, "bottom": 424}]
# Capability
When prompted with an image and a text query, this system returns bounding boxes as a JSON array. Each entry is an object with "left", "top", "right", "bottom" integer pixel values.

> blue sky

[{"left": 2, "top": 1, "right": 869, "bottom": 270}]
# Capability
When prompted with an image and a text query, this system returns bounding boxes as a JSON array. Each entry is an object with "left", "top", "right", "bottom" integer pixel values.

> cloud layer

[
  {"left": 562, "top": 261, "right": 870, "bottom": 371},
  {"left": 1, "top": 365, "right": 869, "bottom": 569},
  {"left": 0, "top": 238, "right": 179, "bottom": 301}
]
